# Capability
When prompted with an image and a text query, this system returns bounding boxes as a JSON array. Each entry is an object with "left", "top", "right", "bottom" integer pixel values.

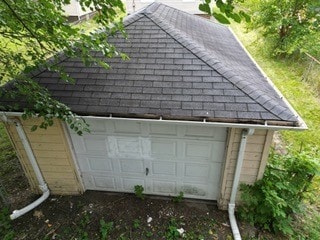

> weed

[
  {"left": 145, "top": 230, "right": 153, "bottom": 238},
  {"left": 117, "top": 233, "right": 128, "bottom": 240},
  {"left": 76, "top": 230, "right": 88, "bottom": 240},
  {"left": 0, "top": 208, "right": 15, "bottom": 240},
  {"left": 61, "top": 226, "right": 73, "bottom": 236},
  {"left": 173, "top": 191, "right": 184, "bottom": 203},
  {"left": 209, "top": 218, "right": 217, "bottom": 227},
  {"left": 165, "top": 218, "right": 180, "bottom": 240},
  {"left": 184, "top": 231, "right": 205, "bottom": 239},
  {"left": 76, "top": 200, "right": 86, "bottom": 209},
  {"left": 100, "top": 219, "right": 113, "bottom": 240},
  {"left": 132, "top": 219, "right": 140, "bottom": 230},
  {"left": 80, "top": 211, "right": 90, "bottom": 228},
  {"left": 0, "top": 123, "right": 16, "bottom": 164},
  {"left": 165, "top": 225, "right": 180, "bottom": 240},
  {"left": 134, "top": 185, "right": 145, "bottom": 200},
  {"left": 75, "top": 211, "right": 91, "bottom": 240}
]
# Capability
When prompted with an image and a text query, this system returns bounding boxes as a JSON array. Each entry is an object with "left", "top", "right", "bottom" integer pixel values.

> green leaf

[
  {"left": 31, "top": 125, "right": 38, "bottom": 132},
  {"left": 21, "top": 114, "right": 27, "bottom": 120},
  {"left": 215, "top": 0, "right": 225, "bottom": 13},
  {"left": 199, "top": 3, "right": 211, "bottom": 15},
  {"left": 230, "top": 13, "right": 242, "bottom": 23},
  {"left": 239, "top": 10, "right": 251, "bottom": 23},
  {"left": 212, "top": 13, "right": 231, "bottom": 24}
]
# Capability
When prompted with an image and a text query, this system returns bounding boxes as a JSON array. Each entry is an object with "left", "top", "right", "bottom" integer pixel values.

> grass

[{"left": 0, "top": 123, "right": 15, "bottom": 164}]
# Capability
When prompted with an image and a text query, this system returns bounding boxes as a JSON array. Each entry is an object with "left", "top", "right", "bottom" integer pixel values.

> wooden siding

[
  {"left": 218, "top": 128, "right": 274, "bottom": 209},
  {"left": 5, "top": 118, "right": 83, "bottom": 195}
]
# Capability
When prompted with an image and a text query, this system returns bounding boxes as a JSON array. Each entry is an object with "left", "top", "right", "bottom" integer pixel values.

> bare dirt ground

[
  {"left": 12, "top": 192, "right": 233, "bottom": 239},
  {"left": 0, "top": 156, "right": 279, "bottom": 240}
]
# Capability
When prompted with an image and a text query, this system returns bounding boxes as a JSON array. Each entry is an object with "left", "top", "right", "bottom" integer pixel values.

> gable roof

[{"left": 0, "top": 3, "right": 303, "bottom": 127}]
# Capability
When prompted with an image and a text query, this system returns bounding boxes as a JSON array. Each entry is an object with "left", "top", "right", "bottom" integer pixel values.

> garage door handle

[{"left": 146, "top": 168, "right": 149, "bottom": 176}]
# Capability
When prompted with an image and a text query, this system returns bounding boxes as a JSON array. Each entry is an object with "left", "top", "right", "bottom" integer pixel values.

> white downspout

[
  {"left": 228, "top": 128, "right": 255, "bottom": 240},
  {"left": 1, "top": 116, "right": 50, "bottom": 220}
]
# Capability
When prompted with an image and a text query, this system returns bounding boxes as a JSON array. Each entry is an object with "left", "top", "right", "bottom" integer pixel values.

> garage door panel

[
  {"left": 82, "top": 174, "right": 117, "bottom": 190},
  {"left": 93, "top": 176, "right": 116, "bottom": 189},
  {"left": 150, "top": 124, "right": 177, "bottom": 136},
  {"left": 184, "top": 141, "right": 212, "bottom": 160},
  {"left": 151, "top": 139, "right": 177, "bottom": 157},
  {"left": 87, "top": 120, "right": 107, "bottom": 133},
  {"left": 117, "top": 138, "right": 141, "bottom": 155},
  {"left": 108, "top": 136, "right": 146, "bottom": 158},
  {"left": 88, "top": 157, "right": 113, "bottom": 172},
  {"left": 120, "top": 159, "right": 144, "bottom": 174},
  {"left": 122, "top": 178, "right": 145, "bottom": 191},
  {"left": 152, "top": 162, "right": 176, "bottom": 176},
  {"left": 77, "top": 156, "right": 112, "bottom": 172},
  {"left": 114, "top": 121, "right": 141, "bottom": 134},
  {"left": 83, "top": 137, "right": 107, "bottom": 152},
  {"left": 181, "top": 184, "right": 207, "bottom": 197},
  {"left": 184, "top": 163, "right": 210, "bottom": 179},
  {"left": 185, "top": 126, "right": 227, "bottom": 141},
  {"left": 152, "top": 180, "right": 176, "bottom": 194}
]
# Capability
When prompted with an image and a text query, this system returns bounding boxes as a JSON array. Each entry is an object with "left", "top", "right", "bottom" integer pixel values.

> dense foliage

[
  {"left": 0, "top": 0, "right": 124, "bottom": 82},
  {"left": 244, "top": 0, "right": 320, "bottom": 57},
  {"left": 239, "top": 150, "right": 319, "bottom": 235},
  {"left": 199, "top": 0, "right": 250, "bottom": 24},
  {"left": 0, "top": 0, "right": 125, "bottom": 134}
]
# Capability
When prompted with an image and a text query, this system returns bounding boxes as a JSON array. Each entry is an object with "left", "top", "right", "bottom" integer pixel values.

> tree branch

[{"left": 1, "top": 0, "right": 49, "bottom": 51}]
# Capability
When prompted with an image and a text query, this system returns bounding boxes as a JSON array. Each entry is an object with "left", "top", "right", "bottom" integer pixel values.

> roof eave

[{"left": 1, "top": 110, "right": 307, "bottom": 131}]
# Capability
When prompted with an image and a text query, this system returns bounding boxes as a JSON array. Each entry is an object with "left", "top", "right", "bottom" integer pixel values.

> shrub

[
  {"left": 173, "top": 191, "right": 184, "bottom": 204},
  {"left": 134, "top": 185, "right": 145, "bottom": 200},
  {"left": 239, "top": 149, "right": 319, "bottom": 235}
]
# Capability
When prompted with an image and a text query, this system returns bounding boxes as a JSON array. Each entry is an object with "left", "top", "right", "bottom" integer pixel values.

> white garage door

[{"left": 69, "top": 119, "right": 227, "bottom": 200}]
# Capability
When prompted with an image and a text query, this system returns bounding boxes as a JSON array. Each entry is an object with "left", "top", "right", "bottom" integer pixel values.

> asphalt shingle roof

[{"left": 1, "top": 3, "right": 301, "bottom": 126}]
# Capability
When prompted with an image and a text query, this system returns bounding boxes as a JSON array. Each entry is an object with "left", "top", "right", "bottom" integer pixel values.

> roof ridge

[
  {"left": 142, "top": 5, "right": 296, "bottom": 122},
  {"left": 123, "top": 2, "right": 162, "bottom": 26},
  {"left": 123, "top": 10, "right": 145, "bottom": 26}
]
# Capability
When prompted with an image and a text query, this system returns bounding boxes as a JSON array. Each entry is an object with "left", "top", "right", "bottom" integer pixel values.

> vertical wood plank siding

[
  {"left": 5, "top": 118, "right": 83, "bottom": 195},
  {"left": 218, "top": 128, "right": 274, "bottom": 209}
]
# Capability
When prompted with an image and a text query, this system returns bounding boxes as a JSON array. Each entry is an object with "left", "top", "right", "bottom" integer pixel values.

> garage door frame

[{"left": 67, "top": 117, "right": 229, "bottom": 200}]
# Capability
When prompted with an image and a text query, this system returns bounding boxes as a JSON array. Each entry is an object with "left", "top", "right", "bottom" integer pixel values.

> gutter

[
  {"left": 0, "top": 114, "right": 50, "bottom": 220},
  {"left": 1, "top": 112, "right": 307, "bottom": 131},
  {"left": 228, "top": 128, "right": 255, "bottom": 240},
  {"left": 82, "top": 115, "right": 307, "bottom": 131}
]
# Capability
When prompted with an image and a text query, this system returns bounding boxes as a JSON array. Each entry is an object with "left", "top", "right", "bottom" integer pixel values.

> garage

[
  {"left": 69, "top": 118, "right": 227, "bottom": 200},
  {"left": 0, "top": 3, "right": 306, "bottom": 233}
]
